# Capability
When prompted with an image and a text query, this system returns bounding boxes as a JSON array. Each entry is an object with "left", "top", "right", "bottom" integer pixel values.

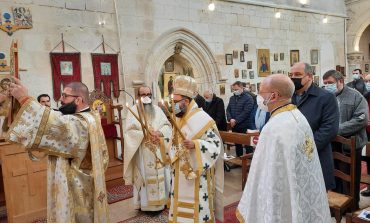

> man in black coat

[
  {"left": 291, "top": 62, "right": 339, "bottom": 190},
  {"left": 193, "top": 91, "right": 206, "bottom": 110},
  {"left": 226, "top": 81, "right": 255, "bottom": 157},
  {"left": 203, "top": 90, "right": 227, "bottom": 131},
  {"left": 347, "top": 69, "right": 367, "bottom": 95}
]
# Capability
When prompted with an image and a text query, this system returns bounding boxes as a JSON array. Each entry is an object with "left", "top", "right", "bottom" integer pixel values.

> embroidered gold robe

[
  {"left": 6, "top": 99, "right": 110, "bottom": 223},
  {"left": 169, "top": 101, "right": 224, "bottom": 223},
  {"left": 124, "top": 104, "right": 172, "bottom": 211}
]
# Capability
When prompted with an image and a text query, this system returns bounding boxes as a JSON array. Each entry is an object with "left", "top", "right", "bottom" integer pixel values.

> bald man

[
  {"left": 6, "top": 80, "right": 109, "bottom": 222},
  {"left": 237, "top": 74, "right": 330, "bottom": 223}
]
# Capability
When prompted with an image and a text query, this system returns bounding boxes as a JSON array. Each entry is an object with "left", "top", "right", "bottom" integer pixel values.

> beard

[
  {"left": 143, "top": 103, "right": 155, "bottom": 122},
  {"left": 59, "top": 100, "right": 77, "bottom": 115}
]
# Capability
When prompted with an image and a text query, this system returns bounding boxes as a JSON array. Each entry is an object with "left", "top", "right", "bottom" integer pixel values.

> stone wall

[
  {"left": 0, "top": 0, "right": 120, "bottom": 108},
  {"left": 116, "top": 0, "right": 346, "bottom": 100}
]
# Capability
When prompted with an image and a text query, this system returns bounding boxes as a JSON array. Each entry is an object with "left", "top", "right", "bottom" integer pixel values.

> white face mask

[
  {"left": 366, "top": 83, "right": 370, "bottom": 91},
  {"left": 141, "top": 96, "right": 152, "bottom": 104},
  {"left": 353, "top": 74, "right": 360, "bottom": 80},
  {"left": 256, "top": 94, "right": 272, "bottom": 112}
]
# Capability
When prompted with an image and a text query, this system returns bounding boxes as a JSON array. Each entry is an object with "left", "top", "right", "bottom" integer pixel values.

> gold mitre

[{"left": 173, "top": 75, "right": 197, "bottom": 98}]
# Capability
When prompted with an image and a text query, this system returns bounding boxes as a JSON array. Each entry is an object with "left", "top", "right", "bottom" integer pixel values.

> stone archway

[{"left": 144, "top": 28, "right": 221, "bottom": 98}]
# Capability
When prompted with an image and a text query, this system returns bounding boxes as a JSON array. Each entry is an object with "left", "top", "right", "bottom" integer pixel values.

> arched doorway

[{"left": 144, "top": 28, "right": 221, "bottom": 100}]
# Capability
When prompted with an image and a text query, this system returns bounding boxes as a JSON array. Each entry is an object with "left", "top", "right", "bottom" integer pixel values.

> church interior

[{"left": 1, "top": 0, "right": 370, "bottom": 222}]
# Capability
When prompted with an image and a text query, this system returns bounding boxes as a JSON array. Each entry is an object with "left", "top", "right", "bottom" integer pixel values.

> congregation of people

[{"left": 1, "top": 61, "right": 370, "bottom": 223}]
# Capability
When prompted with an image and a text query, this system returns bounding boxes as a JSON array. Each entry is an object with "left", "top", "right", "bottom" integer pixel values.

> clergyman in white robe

[
  {"left": 237, "top": 104, "right": 331, "bottom": 223},
  {"left": 124, "top": 103, "right": 172, "bottom": 211}
]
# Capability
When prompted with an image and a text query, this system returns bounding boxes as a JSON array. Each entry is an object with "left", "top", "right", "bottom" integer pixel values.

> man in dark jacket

[
  {"left": 347, "top": 68, "right": 367, "bottom": 95},
  {"left": 226, "top": 81, "right": 255, "bottom": 157},
  {"left": 291, "top": 62, "right": 339, "bottom": 190},
  {"left": 323, "top": 70, "right": 368, "bottom": 208},
  {"left": 193, "top": 91, "right": 206, "bottom": 110},
  {"left": 203, "top": 90, "right": 227, "bottom": 131}
]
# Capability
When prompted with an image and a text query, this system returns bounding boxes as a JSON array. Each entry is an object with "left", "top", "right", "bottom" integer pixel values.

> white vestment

[
  {"left": 124, "top": 104, "right": 172, "bottom": 211},
  {"left": 237, "top": 105, "right": 331, "bottom": 223},
  {"left": 168, "top": 101, "right": 224, "bottom": 223}
]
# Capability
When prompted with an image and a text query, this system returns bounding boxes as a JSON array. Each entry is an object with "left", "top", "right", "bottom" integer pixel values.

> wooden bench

[
  {"left": 329, "top": 135, "right": 357, "bottom": 223},
  {"left": 219, "top": 131, "right": 259, "bottom": 190}
]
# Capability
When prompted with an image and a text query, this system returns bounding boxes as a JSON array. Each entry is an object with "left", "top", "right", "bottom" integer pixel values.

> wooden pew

[{"left": 219, "top": 131, "right": 259, "bottom": 190}]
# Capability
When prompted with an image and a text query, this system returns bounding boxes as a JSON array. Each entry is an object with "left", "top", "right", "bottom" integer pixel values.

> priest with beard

[
  {"left": 237, "top": 74, "right": 330, "bottom": 223},
  {"left": 5, "top": 80, "right": 110, "bottom": 223},
  {"left": 168, "top": 75, "right": 224, "bottom": 223},
  {"left": 124, "top": 86, "right": 172, "bottom": 212}
]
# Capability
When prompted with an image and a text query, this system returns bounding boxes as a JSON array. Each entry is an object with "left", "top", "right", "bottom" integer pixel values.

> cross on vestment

[
  {"left": 203, "top": 163, "right": 209, "bottom": 170},
  {"left": 202, "top": 193, "right": 208, "bottom": 201},
  {"left": 211, "top": 152, "right": 218, "bottom": 160},
  {"left": 207, "top": 131, "right": 215, "bottom": 138},
  {"left": 201, "top": 145, "right": 207, "bottom": 153},
  {"left": 203, "top": 215, "right": 209, "bottom": 221}
]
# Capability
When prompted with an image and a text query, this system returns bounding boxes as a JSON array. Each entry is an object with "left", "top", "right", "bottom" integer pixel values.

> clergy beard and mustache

[
  {"left": 59, "top": 100, "right": 77, "bottom": 115},
  {"left": 143, "top": 103, "right": 155, "bottom": 122}
]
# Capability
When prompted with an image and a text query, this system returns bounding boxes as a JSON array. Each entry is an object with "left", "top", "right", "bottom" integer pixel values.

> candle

[
  {"left": 126, "top": 103, "right": 147, "bottom": 138},
  {"left": 161, "top": 100, "right": 185, "bottom": 140}
]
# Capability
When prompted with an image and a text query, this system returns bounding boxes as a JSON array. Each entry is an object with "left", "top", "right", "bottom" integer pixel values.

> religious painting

[
  {"left": 240, "top": 51, "right": 245, "bottom": 62},
  {"left": 12, "top": 7, "right": 32, "bottom": 27},
  {"left": 313, "top": 76, "right": 320, "bottom": 86},
  {"left": 247, "top": 61, "right": 252, "bottom": 69},
  {"left": 290, "top": 50, "right": 299, "bottom": 66},
  {"left": 280, "top": 53, "right": 284, "bottom": 61},
  {"left": 92, "top": 99, "right": 107, "bottom": 117},
  {"left": 242, "top": 70, "right": 247, "bottom": 79},
  {"left": 0, "top": 75, "right": 15, "bottom": 118},
  {"left": 234, "top": 69, "right": 239, "bottom": 78},
  {"left": 310, "top": 49, "right": 319, "bottom": 65},
  {"left": 274, "top": 53, "right": 278, "bottom": 61},
  {"left": 225, "top": 54, "right": 233, "bottom": 65},
  {"left": 60, "top": 61, "right": 73, "bottom": 75},
  {"left": 250, "top": 83, "right": 256, "bottom": 93},
  {"left": 312, "top": 66, "right": 316, "bottom": 75},
  {"left": 249, "top": 71, "right": 254, "bottom": 79},
  {"left": 233, "top": 50, "right": 238, "bottom": 59},
  {"left": 100, "top": 62, "right": 111, "bottom": 76},
  {"left": 50, "top": 53, "right": 81, "bottom": 101},
  {"left": 219, "top": 83, "right": 225, "bottom": 96},
  {"left": 366, "top": 64, "right": 369, "bottom": 73},
  {"left": 244, "top": 44, "right": 248, "bottom": 52},
  {"left": 165, "top": 57, "right": 174, "bottom": 72},
  {"left": 164, "top": 73, "right": 176, "bottom": 99},
  {"left": 257, "top": 49, "right": 270, "bottom": 77},
  {"left": 91, "top": 53, "right": 120, "bottom": 98}
]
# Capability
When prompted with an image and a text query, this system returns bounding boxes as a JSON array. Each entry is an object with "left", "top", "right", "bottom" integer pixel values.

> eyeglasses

[
  {"left": 61, "top": 93, "right": 80, "bottom": 98},
  {"left": 173, "top": 98, "right": 186, "bottom": 103},
  {"left": 139, "top": 93, "right": 152, "bottom": 97}
]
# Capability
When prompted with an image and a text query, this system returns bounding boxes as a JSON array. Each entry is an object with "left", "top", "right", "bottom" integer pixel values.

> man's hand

[
  {"left": 182, "top": 139, "right": 195, "bottom": 150},
  {"left": 230, "top": 119, "right": 236, "bottom": 128},
  {"left": 149, "top": 129, "right": 161, "bottom": 145},
  {"left": 9, "top": 78, "right": 28, "bottom": 101}
]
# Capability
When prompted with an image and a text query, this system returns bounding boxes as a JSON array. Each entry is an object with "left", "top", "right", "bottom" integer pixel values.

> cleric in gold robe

[
  {"left": 5, "top": 80, "right": 110, "bottom": 223},
  {"left": 237, "top": 74, "right": 330, "bottom": 223},
  {"left": 169, "top": 75, "right": 224, "bottom": 223},
  {"left": 124, "top": 86, "right": 172, "bottom": 211}
]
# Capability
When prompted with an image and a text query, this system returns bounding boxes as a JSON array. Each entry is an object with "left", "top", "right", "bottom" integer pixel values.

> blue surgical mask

[
  {"left": 353, "top": 74, "right": 360, "bottom": 80},
  {"left": 366, "top": 83, "right": 370, "bottom": 91},
  {"left": 324, "top": 83, "right": 337, "bottom": 94},
  {"left": 205, "top": 98, "right": 212, "bottom": 103},
  {"left": 233, "top": 90, "right": 241, "bottom": 96}
]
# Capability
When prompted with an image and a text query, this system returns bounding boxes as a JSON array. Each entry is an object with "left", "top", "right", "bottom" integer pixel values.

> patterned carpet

[
  {"left": 107, "top": 184, "right": 133, "bottom": 204},
  {"left": 118, "top": 202, "right": 239, "bottom": 223}
]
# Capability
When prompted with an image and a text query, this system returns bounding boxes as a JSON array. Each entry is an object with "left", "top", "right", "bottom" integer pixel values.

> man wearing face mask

[
  {"left": 237, "top": 74, "right": 331, "bottom": 223},
  {"left": 123, "top": 86, "right": 172, "bottom": 212},
  {"left": 6, "top": 80, "right": 110, "bottom": 222},
  {"left": 362, "top": 74, "right": 370, "bottom": 196},
  {"left": 169, "top": 75, "right": 224, "bottom": 223},
  {"left": 226, "top": 81, "right": 255, "bottom": 156},
  {"left": 347, "top": 69, "right": 367, "bottom": 95},
  {"left": 322, "top": 70, "right": 368, "bottom": 208},
  {"left": 203, "top": 90, "right": 227, "bottom": 131},
  {"left": 291, "top": 62, "right": 339, "bottom": 190}
]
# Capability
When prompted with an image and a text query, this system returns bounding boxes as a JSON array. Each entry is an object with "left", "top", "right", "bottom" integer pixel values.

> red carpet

[{"left": 107, "top": 184, "right": 133, "bottom": 204}]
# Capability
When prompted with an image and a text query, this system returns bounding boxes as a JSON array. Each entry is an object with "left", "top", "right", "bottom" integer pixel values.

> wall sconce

[
  {"left": 208, "top": 1, "right": 215, "bottom": 11},
  {"left": 322, "top": 16, "right": 328, "bottom": 24}
]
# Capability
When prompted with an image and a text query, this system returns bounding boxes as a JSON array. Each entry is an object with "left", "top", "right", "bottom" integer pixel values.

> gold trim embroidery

[
  {"left": 31, "top": 107, "right": 50, "bottom": 149},
  {"left": 236, "top": 208, "right": 245, "bottom": 223},
  {"left": 177, "top": 211, "right": 194, "bottom": 219},
  {"left": 178, "top": 201, "right": 195, "bottom": 209}
]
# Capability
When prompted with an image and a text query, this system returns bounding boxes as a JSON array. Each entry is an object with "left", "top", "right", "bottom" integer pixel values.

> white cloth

[
  {"left": 237, "top": 107, "right": 331, "bottom": 223},
  {"left": 123, "top": 104, "right": 172, "bottom": 211}
]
